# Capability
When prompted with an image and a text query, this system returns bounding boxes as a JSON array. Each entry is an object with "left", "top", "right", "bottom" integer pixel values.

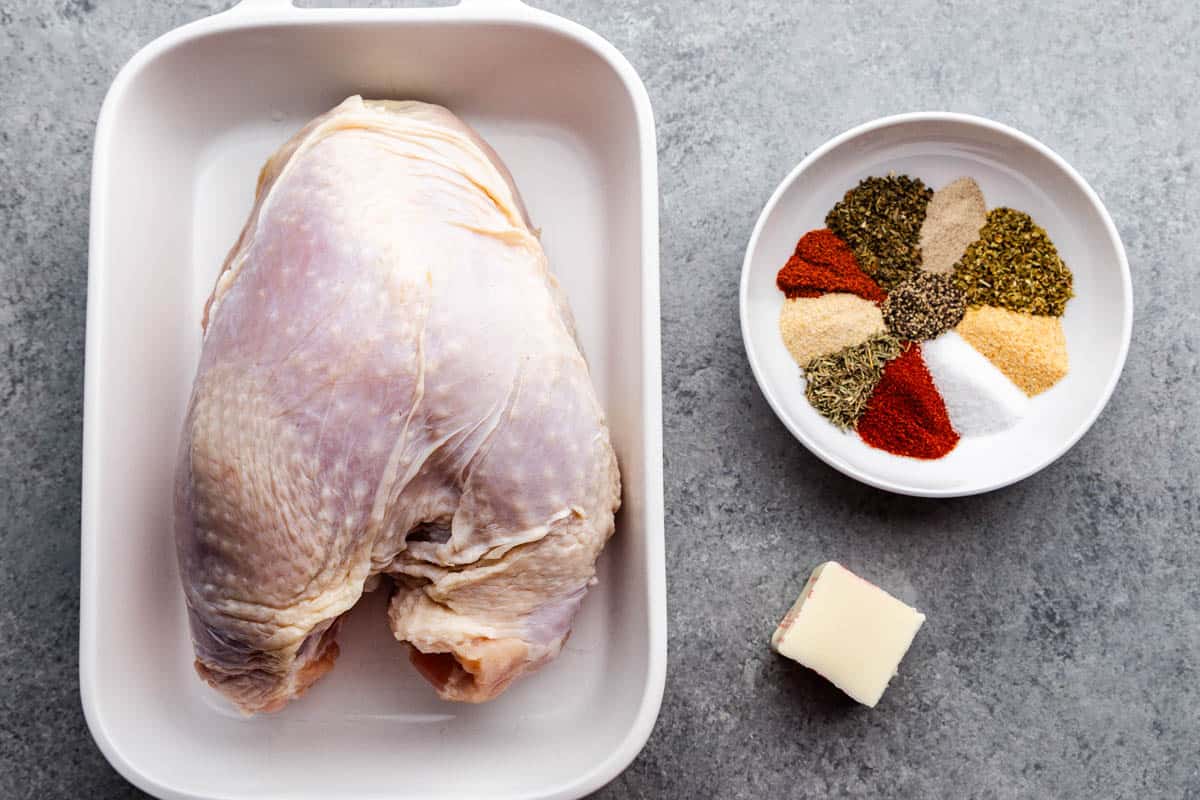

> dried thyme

[
  {"left": 883, "top": 272, "right": 967, "bottom": 340},
  {"left": 803, "top": 334, "right": 903, "bottom": 429},
  {"left": 952, "top": 207, "right": 1074, "bottom": 315},
  {"left": 825, "top": 174, "right": 933, "bottom": 291}
]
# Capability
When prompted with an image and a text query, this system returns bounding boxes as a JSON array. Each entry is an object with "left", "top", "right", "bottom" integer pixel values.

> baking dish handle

[{"left": 228, "top": 0, "right": 531, "bottom": 15}]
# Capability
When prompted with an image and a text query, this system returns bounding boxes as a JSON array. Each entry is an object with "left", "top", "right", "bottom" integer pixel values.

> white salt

[{"left": 921, "top": 332, "right": 1029, "bottom": 436}]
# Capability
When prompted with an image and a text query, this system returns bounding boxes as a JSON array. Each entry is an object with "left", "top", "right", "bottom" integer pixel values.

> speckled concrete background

[{"left": 2, "top": 0, "right": 1197, "bottom": 797}]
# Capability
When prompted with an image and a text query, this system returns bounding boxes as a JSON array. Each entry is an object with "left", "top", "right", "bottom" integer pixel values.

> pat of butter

[{"left": 771, "top": 561, "right": 925, "bottom": 707}]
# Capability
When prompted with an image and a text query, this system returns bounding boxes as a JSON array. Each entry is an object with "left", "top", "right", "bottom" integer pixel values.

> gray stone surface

[{"left": 1, "top": 0, "right": 1197, "bottom": 797}]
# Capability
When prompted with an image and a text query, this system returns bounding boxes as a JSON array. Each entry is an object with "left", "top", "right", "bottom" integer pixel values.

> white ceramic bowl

[{"left": 740, "top": 113, "right": 1132, "bottom": 498}]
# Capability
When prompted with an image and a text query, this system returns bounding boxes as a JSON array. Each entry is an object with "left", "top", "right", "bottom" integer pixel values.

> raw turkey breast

[{"left": 174, "top": 96, "right": 620, "bottom": 713}]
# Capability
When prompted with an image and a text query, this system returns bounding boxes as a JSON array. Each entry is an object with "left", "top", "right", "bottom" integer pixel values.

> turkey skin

[{"left": 174, "top": 97, "right": 620, "bottom": 713}]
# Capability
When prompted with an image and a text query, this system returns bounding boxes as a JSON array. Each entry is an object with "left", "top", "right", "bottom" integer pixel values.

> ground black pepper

[{"left": 882, "top": 272, "right": 967, "bottom": 341}]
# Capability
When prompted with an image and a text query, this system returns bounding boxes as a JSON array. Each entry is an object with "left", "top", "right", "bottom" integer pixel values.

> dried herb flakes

[
  {"left": 803, "top": 334, "right": 903, "bottom": 429},
  {"left": 953, "top": 207, "right": 1073, "bottom": 316},
  {"left": 825, "top": 174, "right": 933, "bottom": 291}
]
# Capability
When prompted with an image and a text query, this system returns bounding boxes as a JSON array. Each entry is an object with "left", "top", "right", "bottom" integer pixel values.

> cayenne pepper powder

[
  {"left": 776, "top": 229, "right": 886, "bottom": 304},
  {"left": 857, "top": 343, "right": 959, "bottom": 459}
]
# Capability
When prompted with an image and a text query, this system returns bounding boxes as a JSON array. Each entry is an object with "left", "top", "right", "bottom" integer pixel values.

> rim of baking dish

[
  {"left": 739, "top": 111, "right": 1133, "bottom": 499},
  {"left": 81, "top": 2, "right": 665, "bottom": 798}
]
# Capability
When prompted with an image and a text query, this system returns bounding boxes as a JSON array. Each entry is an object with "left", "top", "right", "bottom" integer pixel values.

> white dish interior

[
  {"left": 82, "top": 3, "right": 664, "bottom": 799},
  {"left": 740, "top": 113, "right": 1131, "bottom": 497}
]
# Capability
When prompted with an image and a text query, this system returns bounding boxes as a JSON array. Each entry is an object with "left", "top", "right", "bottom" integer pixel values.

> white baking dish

[{"left": 81, "top": 2, "right": 664, "bottom": 798}]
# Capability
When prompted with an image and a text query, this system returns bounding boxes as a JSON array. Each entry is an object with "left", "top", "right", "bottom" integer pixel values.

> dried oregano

[
  {"left": 825, "top": 175, "right": 933, "bottom": 291},
  {"left": 883, "top": 272, "right": 967, "bottom": 340},
  {"left": 803, "top": 334, "right": 903, "bottom": 429},
  {"left": 953, "top": 207, "right": 1074, "bottom": 315}
]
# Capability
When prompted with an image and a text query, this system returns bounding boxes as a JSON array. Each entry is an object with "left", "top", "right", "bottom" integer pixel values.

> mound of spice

[
  {"left": 772, "top": 172, "right": 1074, "bottom": 461},
  {"left": 953, "top": 207, "right": 1074, "bottom": 315},
  {"left": 803, "top": 334, "right": 903, "bottom": 430},
  {"left": 826, "top": 175, "right": 933, "bottom": 291},
  {"left": 955, "top": 306, "right": 1069, "bottom": 396},
  {"left": 780, "top": 293, "right": 886, "bottom": 368},
  {"left": 921, "top": 332, "right": 1029, "bottom": 436},
  {"left": 776, "top": 229, "right": 886, "bottom": 302},
  {"left": 857, "top": 344, "right": 959, "bottom": 459},
  {"left": 919, "top": 177, "right": 987, "bottom": 274},
  {"left": 882, "top": 272, "right": 966, "bottom": 341}
]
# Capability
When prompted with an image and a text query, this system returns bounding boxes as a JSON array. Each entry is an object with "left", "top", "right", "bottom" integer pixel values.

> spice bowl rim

[{"left": 739, "top": 111, "right": 1132, "bottom": 498}]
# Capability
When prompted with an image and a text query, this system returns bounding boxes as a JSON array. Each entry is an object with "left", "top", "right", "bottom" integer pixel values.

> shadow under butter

[{"left": 771, "top": 652, "right": 861, "bottom": 714}]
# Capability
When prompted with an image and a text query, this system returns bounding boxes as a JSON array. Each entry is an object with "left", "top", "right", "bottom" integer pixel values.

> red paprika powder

[
  {"left": 775, "top": 229, "right": 886, "bottom": 304},
  {"left": 857, "top": 343, "right": 959, "bottom": 459}
]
